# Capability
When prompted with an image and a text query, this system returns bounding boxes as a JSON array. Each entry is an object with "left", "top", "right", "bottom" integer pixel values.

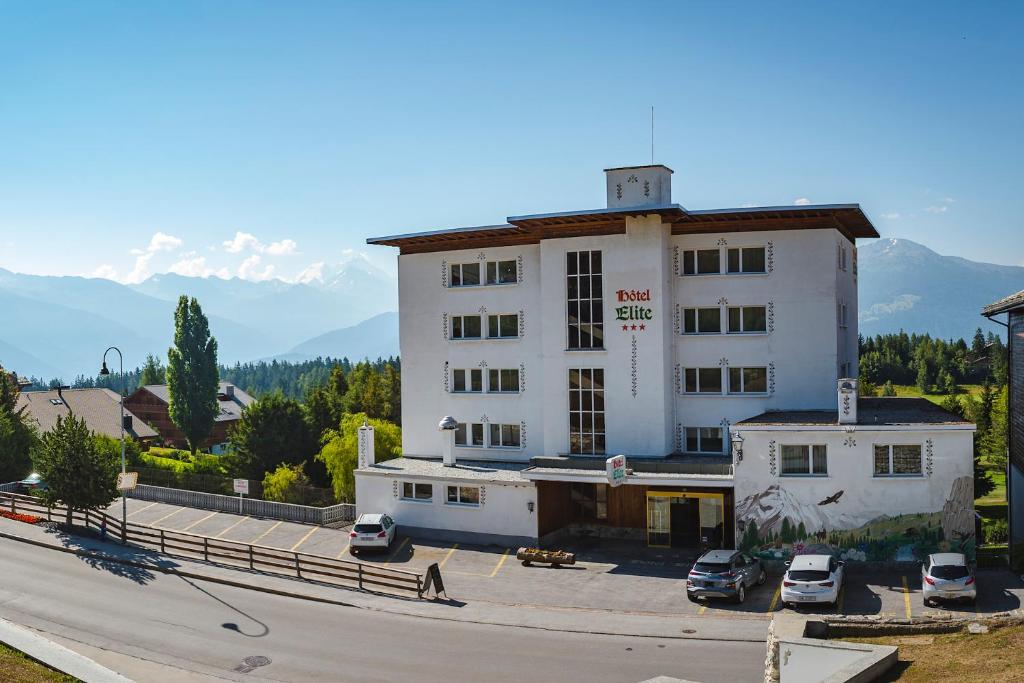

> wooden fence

[
  {"left": 127, "top": 484, "right": 356, "bottom": 526},
  {"left": 0, "top": 492, "right": 432, "bottom": 599}
]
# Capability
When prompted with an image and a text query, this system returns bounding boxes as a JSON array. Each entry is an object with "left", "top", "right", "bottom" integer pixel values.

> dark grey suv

[{"left": 687, "top": 549, "right": 767, "bottom": 604}]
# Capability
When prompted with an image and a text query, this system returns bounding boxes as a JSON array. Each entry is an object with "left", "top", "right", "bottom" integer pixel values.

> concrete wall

[
  {"left": 733, "top": 427, "right": 975, "bottom": 562},
  {"left": 355, "top": 473, "right": 538, "bottom": 546}
]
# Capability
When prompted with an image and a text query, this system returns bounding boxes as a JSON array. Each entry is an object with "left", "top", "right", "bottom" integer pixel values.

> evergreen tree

[
  {"left": 228, "top": 392, "right": 317, "bottom": 479},
  {"left": 0, "top": 369, "right": 37, "bottom": 481},
  {"left": 139, "top": 354, "right": 166, "bottom": 387},
  {"left": 33, "top": 415, "right": 118, "bottom": 525},
  {"left": 881, "top": 380, "right": 896, "bottom": 397},
  {"left": 166, "top": 296, "right": 219, "bottom": 454}
]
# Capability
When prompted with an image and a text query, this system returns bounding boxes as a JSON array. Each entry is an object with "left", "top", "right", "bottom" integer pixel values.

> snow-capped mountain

[{"left": 735, "top": 484, "right": 876, "bottom": 535}]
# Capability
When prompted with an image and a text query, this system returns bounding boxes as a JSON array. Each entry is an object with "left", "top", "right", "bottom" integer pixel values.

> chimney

[
  {"left": 838, "top": 378, "right": 858, "bottom": 425},
  {"left": 357, "top": 420, "right": 376, "bottom": 467},
  {"left": 225, "top": 384, "right": 235, "bottom": 398},
  {"left": 604, "top": 165, "right": 673, "bottom": 209},
  {"left": 438, "top": 416, "right": 458, "bottom": 467},
  {"left": 123, "top": 414, "right": 134, "bottom": 432}
]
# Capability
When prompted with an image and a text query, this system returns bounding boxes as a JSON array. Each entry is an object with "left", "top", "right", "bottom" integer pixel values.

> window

[
  {"left": 450, "top": 259, "right": 517, "bottom": 287},
  {"left": 682, "top": 248, "right": 721, "bottom": 275},
  {"left": 683, "top": 307, "right": 721, "bottom": 334},
  {"left": 567, "top": 251, "right": 604, "bottom": 349},
  {"left": 838, "top": 301, "right": 848, "bottom": 328},
  {"left": 840, "top": 362, "right": 851, "bottom": 378},
  {"left": 684, "top": 368, "right": 723, "bottom": 393},
  {"left": 728, "top": 367, "right": 768, "bottom": 394},
  {"left": 450, "top": 262, "right": 481, "bottom": 287},
  {"left": 727, "top": 306, "right": 767, "bottom": 333},
  {"left": 488, "top": 423, "right": 521, "bottom": 448},
  {"left": 838, "top": 244, "right": 848, "bottom": 271},
  {"left": 446, "top": 485, "right": 480, "bottom": 506},
  {"left": 685, "top": 427, "right": 724, "bottom": 454},
  {"left": 401, "top": 482, "right": 433, "bottom": 501},
  {"left": 727, "top": 247, "right": 766, "bottom": 274},
  {"left": 874, "top": 444, "right": 923, "bottom": 476},
  {"left": 488, "top": 368, "right": 520, "bottom": 393},
  {"left": 487, "top": 313, "right": 519, "bottom": 339},
  {"left": 451, "top": 315, "right": 482, "bottom": 339},
  {"left": 453, "top": 369, "right": 483, "bottom": 393},
  {"left": 570, "top": 483, "right": 608, "bottom": 520},
  {"left": 569, "top": 368, "right": 605, "bottom": 454},
  {"left": 486, "top": 259, "right": 517, "bottom": 285},
  {"left": 780, "top": 445, "right": 828, "bottom": 476},
  {"left": 455, "top": 422, "right": 484, "bottom": 447}
]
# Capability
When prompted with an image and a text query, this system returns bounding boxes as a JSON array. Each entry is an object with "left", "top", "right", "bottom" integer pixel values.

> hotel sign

[
  {"left": 606, "top": 455, "right": 627, "bottom": 487},
  {"left": 615, "top": 289, "right": 653, "bottom": 332}
]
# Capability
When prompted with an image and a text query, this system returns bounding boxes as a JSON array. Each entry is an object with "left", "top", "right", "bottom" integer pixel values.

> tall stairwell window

[{"left": 567, "top": 250, "right": 604, "bottom": 350}]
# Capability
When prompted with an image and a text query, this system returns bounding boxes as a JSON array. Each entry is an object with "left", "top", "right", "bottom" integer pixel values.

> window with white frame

[
  {"left": 488, "top": 423, "right": 521, "bottom": 448},
  {"left": 451, "top": 315, "right": 482, "bottom": 339},
  {"left": 838, "top": 301, "right": 848, "bottom": 328},
  {"left": 873, "top": 444, "right": 922, "bottom": 476},
  {"left": 682, "top": 248, "right": 721, "bottom": 275},
  {"left": 685, "top": 427, "right": 724, "bottom": 454},
  {"left": 728, "top": 367, "right": 768, "bottom": 394},
  {"left": 452, "top": 368, "right": 483, "bottom": 393},
  {"left": 569, "top": 368, "right": 605, "bottom": 454},
  {"left": 727, "top": 247, "right": 766, "bottom": 274},
  {"left": 684, "top": 368, "right": 723, "bottom": 393},
  {"left": 401, "top": 482, "right": 433, "bottom": 501},
  {"left": 455, "top": 422, "right": 484, "bottom": 447},
  {"left": 780, "top": 445, "right": 828, "bottom": 476},
  {"left": 727, "top": 306, "right": 767, "bottom": 333},
  {"left": 446, "top": 485, "right": 481, "bottom": 506},
  {"left": 488, "top": 368, "right": 520, "bottom": 393},
  {"left": 487, "top": 313, "right": 519, "bottom": 339},
  {"left": 450, "top": 259, "right": 517, "bottom": 287},
  {"left": 838, "top": 244, "right": 848, "bottom": 271},
  {"left": 567, "top": 250, "right": 604, "bottom": 349},
  {"left": 683, "top": 307, "right": 721, "bottom": 334}
]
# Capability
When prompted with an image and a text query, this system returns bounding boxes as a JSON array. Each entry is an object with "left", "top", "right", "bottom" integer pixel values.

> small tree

[
  {"left": 167, "top": 296, "right": 219, "bottom": 454},
  {"left": 0, "top": 369, "right": 37, "bottom": 482},
  {"left": 316, "top": 413, "right": 401, "bottom": 502},
  {"left": 34, "top": 415, "right": 118, "bottom": 525},
  {"left": 229, "top": 393, "right": 316, "bottom": 479},
  {"left": 262, "top": 462, "right": 311, "bottom": 504},
  {"left": 881, "top": 380, "right": 896, "bottom": 397},
  {"left": 139, "top": 354, "right": 167, "bottom": 387}
]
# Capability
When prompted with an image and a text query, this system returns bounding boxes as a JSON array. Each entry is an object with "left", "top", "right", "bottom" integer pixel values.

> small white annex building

[{"left": 355, "top": 165, "right": 975, "bottom": 561}]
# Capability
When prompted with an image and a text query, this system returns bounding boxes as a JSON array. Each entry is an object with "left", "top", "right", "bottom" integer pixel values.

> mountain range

[{"left": 1, "top": 238, "right": 1020, "bottom": 380}]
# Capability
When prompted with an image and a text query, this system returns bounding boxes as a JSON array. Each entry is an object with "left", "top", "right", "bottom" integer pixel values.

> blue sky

[{"left": 1, "top": 1, "right": 1021, "bottom": 283}]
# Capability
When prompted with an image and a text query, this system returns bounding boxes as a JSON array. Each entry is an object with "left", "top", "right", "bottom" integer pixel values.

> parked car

[
  {"left": 781, "top": 554, "right": 844, "bottom": 607},
  {"left": 349, "top": 513, "right": 397, "bottom": 554},
  {"left": 15, "top": 473, "right": 47, "bottom": 494},
  {"left": 686, "top": 549, "right": 767, "bottom": 604},
  {"left": 922, "top": 552, "right": 976, "bottom": 606}
]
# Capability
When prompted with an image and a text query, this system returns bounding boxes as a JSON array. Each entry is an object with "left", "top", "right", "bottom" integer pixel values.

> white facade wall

[{"left": 355, "top": 473, "right": 538, "bottom": 545}]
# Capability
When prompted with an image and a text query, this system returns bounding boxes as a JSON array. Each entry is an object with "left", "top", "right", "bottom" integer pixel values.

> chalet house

[
  {"left": 123, "top": 382, "right": 254, "bottom": 452},
  {"left": 17, "top": 386, "right": 158, "bottom": 443}
]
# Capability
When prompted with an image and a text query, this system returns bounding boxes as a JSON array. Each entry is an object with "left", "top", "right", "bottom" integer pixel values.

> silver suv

[{"left": 687, "top": 549, "right": 767, "bottom": 604}]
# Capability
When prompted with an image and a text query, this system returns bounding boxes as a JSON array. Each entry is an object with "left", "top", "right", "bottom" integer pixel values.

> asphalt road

[{"left": 0, "top": 540, "right": 765, "bottom": 683}]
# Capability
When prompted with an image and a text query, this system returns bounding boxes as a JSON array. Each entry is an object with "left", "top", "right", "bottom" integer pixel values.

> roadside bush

[
  {"left": 982, "top": 518, "right": 1009, "bottom": 545},
  {"left": 140, "top": 452, "right": 191, "bottom": 473},
  {"left": 262, "top": 462, "right": 311, "bottom": 504}
]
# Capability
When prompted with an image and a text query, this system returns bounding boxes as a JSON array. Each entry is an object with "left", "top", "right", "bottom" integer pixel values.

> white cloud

[
  {"left": 265, "top": 239, "right": 298, "bottom": 256},
  {"left": 169, "top": 253, "right": 229, "bottom": 279},
  {"left": 293, "top": 261, "right": 325, "bottom": 284},
  {"left": 147, "top": 231, "right": 183, "bottom": 252},
  {"left": 881, "top": 212, "right": 901, "bottom": 220},
  {"left": 91, "top": 264, "right": 118, "bottom": 280},
  {"left": 125, "top": 252, "right": 155, "bottom": 284},
  {"left": 924, "top": 205, "right": 948, "bottom": 214},
  {"left": 860, "top": 294, "right": 922, "bottom": 322},
  {"left": 222, "top": 231, "right": 298, "bottom": 256},
  {"left": 238, "top": 254, "right": 275, "bottom": 281},
  {"left": 794, "top": 197, "right": 812, "bottom": 206}
]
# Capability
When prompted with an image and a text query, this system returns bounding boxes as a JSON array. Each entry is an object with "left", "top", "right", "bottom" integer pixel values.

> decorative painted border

[
  {"left": 718, "top": 297, "right": 729, "bottom": 306},
  {"left": 674, "top": 363, "right": 681, "bottom": 395},
  {"left": 631, "top": 335, "right": 638, "bottom": 398},
  {"left": 767, "top": 241, "right": 775, "bottom": 273},
  {"left": 717, "top": 237, "right": 728, "bottom": 246},
  {"left": 442, "top": 313, "right": 449, "bottom": 341},
  {"left": 520, "top": 420, "right": 527, "bottom": 449},
  {"left": 719, "top": 357, "right": 729, "bottom": 367},
  {"left": 441, "top": 259, "right": 449, "bottom": 288},
  {"left": 480, "top": 413, "right": 489, "bottom": 423},
  {"left": 393, "top": 480, "right": 399, "bottom": 498},
  {"left": 480, "top": 485, "right": 487, "bottom": 506},
  {"left": 843, "top": 434, "right": 857, "bottom": 448},
  {"left": 675, "top": 422, "right": 683, "bottom": 453},
  {"left": 443, "top": 361, "right": 450, "bottom": 393},
  {"left": 674, "top": 303, "right": 680, "bottom": 335},
  {"left": 519, "top": 309, "right": 526, "bottom": 338},
  {"left": 925, "top": 439, "right": 934, "bottom": 476},
  {"left": 768, "top": 361, "right": 776, "bottom": 394},
  {"left": 769, "top": 440, "right": 777, "bottom": 476},
  {"left": 477, "top": 252, "right": 487, "bottom": 261},
  {"left": 517, "top": 254, "right": 524, "bottom": 283},
  {"left": 519, "top": 363, "right": 526, "bottom": 392},
  {"left": 673, "top": 246, "right": 680, "bottom": 276},
  {"left": 768, "top": 301, "right": 775, "bottom": 334}
]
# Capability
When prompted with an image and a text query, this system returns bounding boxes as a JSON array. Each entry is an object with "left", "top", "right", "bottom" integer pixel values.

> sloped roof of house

[
  {"left": 16, "top": 388, "right": 158, "bottom": 440},
  {"left": 983, "top": 289, "right": 1024, "bottom": 316},
  {"left": 138, "top": 382, "right": 254, "bottom": 422},
  {"left": 737, "top": 397, "right": 972, "bottom": 427}
]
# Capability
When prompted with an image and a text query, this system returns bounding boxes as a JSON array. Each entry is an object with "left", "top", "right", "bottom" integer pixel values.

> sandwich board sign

[
  {"left": 233, "top": 479, "right": 250, "bottom": 495},
  {"left": 606, "top": 455, "right": 627, "bottom": 487}
]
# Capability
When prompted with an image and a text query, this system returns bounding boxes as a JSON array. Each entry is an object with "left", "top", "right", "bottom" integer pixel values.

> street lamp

[
  {"left": 100, "top": 347, "right": 126, "bottom": 542},
  {"left": 730, "top": 432, "right": 744, "bottom": 463}
]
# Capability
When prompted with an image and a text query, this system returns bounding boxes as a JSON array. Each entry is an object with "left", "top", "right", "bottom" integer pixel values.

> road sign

[
  {"left": 116, "top": 472, "right": 138, "bottom": 491},
  {"left": 606, "top": 455, "right": 626, "bottom": 487},
  {"left": 233, "top": 478, "right": 250, "bottom": 495}
]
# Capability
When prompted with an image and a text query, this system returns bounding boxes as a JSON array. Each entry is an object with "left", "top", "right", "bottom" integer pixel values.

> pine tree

[
  {"left": 166, "top": 296, "right": 219, "bottom": 454},
  {"left": 0, "top": 369, "right": 37, "bottom": 481},
  {"left": 139, "top": 354, "right": 166, "bottom": 387},
  {"left": 34, "top": 415, "right": 118, "bottom": 525}
]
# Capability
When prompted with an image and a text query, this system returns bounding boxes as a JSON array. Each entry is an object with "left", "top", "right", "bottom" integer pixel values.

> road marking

[
  {"left": 437, "top": 544, "right": 459, "bottom": 570},
  {"left": 251, "top": 521, "right": 283, "bottom": 545},
  {"left": 383, "top": 537, "right": 409, "bottom": 566},
  {"left": 488, "top": 547, "right": 508, "bottom": 577},
  {"left": 149, "top": 507, "right": 186, "bottom": 527},
  {"left": 901, "top": 576, "right": 912, "bottom": 618},
  {"left": 290, "top": 526, "right": 318, "bottom": 552},
  {"left": 767, "top": 585, "right": 781, "bottom": 612},
  {"left": 180, "top": 511, "right": 219, "bottom": 532},
  {"left": 336, "top": 542, "right": 351, "bottom": 559},
  {"left": 126, "top": 502, "right": 158, "bottom": 518},
  {"left": 214, "top": 516, "right": 250, "bottom": 539}
]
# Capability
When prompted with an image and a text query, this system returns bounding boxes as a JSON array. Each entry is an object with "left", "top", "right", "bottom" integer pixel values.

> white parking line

[
  {"left": 180, "top": 511, "right": 219, "bottom": 532},
  {"left": 291, "top": 527, "right": 318, "bottom": 552},
  {"left": 126, "top": 502, "right": 158, "bottom": 518},
  {"left": 150, "top": 507, "right": 185, "bottom": 527},
  {"left": 251, "top": 521, "right": 282, "bottom": 545},
  {"left": 215, "top": 516, "right": 250, "bottom": 539}
]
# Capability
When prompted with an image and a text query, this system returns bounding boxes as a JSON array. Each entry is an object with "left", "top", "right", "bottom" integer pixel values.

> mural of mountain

[
  {"left": 858, "top": 238, "right": 1024, "bottom": 339},
  {"left": 735, "top": 484, "right": 875, "bottom": 536}
]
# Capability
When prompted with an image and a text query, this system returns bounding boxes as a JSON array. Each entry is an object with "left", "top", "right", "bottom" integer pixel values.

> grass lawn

[
  {"left": 890, "top": 384, "right": 983, "bottom": 406},
  {"left": 0, "top": 642, "right": 78, "bottom": 683},
  {"left": 977, "top": 469, "right": 1007, "bottom": 507},
  {"left": 848, "top": 624, "right": 1024, "bottom": 682}
]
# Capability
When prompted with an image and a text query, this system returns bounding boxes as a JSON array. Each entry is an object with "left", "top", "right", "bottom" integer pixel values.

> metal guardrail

[
  {"left": 126, "top": 484, "right": 356, "bottom": 526},
  {"left": 0, "top": 491, "right": 431, "bottom": 599}
]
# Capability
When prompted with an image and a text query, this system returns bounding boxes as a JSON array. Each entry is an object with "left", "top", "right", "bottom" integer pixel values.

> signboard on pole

[
  {"left": 233, "top": 479, "right": 250, "bottom": 495},
  {"left": 116, "top": 472, "right": 138, "bottom": 491},
  {"left": 606, "top": 455, "right": 627, "bottom": 487}
]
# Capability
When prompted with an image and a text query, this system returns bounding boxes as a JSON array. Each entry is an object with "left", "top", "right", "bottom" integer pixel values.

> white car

[
  {"left": 781, "top": 554, "right": 844, "bottom": 607},
  {"left": 349, "top": 513, "right": 397, "bottom": 554},
  {"left": 922, "top": 552, "right": 976, "bottom": 606}
]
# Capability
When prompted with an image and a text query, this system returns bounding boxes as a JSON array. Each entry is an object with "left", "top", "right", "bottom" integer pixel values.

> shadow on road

[
  {"left": 174, "top": 575, "right": 270, "bottom": 638},
  {"left": 41, "top": 522, "right": 176, "bottom": 586}
]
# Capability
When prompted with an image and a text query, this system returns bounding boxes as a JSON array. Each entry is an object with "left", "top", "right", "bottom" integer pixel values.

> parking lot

[{"left": 108, "top": 498, "right": 1024, "bottom": 620}]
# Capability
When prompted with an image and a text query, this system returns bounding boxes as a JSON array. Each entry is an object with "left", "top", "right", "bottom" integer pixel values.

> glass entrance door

[
  {"left": 646, "top": 491, "right": 726, "bottom": 548},
  {"left": 646, "top": 495, "right": 670, "bottom": 547}
]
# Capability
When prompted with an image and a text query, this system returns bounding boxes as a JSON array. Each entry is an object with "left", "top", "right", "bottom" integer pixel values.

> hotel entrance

[{"left": 646, "top": 491, "right": 727, "bottom": 549}]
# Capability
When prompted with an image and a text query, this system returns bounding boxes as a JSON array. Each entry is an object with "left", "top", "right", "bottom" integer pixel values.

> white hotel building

[{"left": 356, "top": 166, "right": 975, "bottom": 562}]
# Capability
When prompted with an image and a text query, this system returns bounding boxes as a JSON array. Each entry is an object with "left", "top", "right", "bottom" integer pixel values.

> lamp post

[{"left": 100, "top": 347, "right": 126, "bottom": 542}]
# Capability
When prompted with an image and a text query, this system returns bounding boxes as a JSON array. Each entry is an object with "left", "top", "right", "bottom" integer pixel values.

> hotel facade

[{"left": 356, "top": 166, "right": 975, "bottom": 563}]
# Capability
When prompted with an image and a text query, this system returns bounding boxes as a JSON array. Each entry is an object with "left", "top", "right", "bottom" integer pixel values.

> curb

[{"left": 0, "top": 616, "right": 134, "bottom": 683}]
